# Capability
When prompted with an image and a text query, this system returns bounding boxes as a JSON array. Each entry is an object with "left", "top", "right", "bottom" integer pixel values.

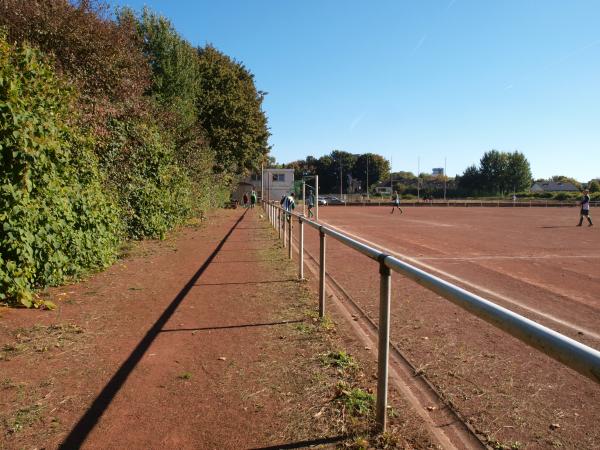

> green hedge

[
  {"left": 99, "top": 119, "right": 194, "bottom": 239},
  {"left": 0, "top": 36, "right": 122, "bottom": 307}
]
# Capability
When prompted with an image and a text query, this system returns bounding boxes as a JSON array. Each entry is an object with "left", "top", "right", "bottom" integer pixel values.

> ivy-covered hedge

[
  {"left": 99, "top": 119, "right": 194, "bottom": 239},
  {"left": 0, "top": 35, "right": 122, "bottom": 307}
]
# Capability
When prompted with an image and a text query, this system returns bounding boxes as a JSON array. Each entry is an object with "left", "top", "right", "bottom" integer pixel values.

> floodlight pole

[
  {"left": 417, "top": 157, "right": 420, "bottom": 201},
  {"left": 340, "top": 159, "right": 343, "bottom": 200},
  {"left": 366, "top": 155, "right": 369, "bottom": 201}
]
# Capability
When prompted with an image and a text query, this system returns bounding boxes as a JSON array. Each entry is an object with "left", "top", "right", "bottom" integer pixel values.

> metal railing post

[
  {"left": 281, "top": 210, "right": 288, "bottom": 248},
  {"left": 298, "top": 218, "right": 304, "bottom": 280},
  {"left": 278, "top": 209, "right": 282, "bottom": 240},
  {"left": 288, "top": 214, "right": 293, "bottom": 259},
  {"left": 376, "top": 260, "right": 392, "bottom": 432},
  {"left": 319, "top": 228, "right": 326, "bottom": 317}
]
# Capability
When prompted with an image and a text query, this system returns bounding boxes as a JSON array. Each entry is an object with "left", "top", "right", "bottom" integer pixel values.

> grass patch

[
  {"left": 7, "top": 403, "right": 45, "bottom": 434},
  {"left": 0, "top": 323, "right": 84, "bottom": 360},
  {"left": 335, "top": 382, "right": 375, "bottom": 417},
  {"left": 178, "top": 371, "right": 192, "bottom": 380},
  {"left": 321, "top": 350, "right": 358, "bottom": 371}
]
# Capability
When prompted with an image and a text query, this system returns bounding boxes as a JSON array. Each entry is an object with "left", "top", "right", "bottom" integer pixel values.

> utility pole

[
  {"left": 390, "top": 155, "right": 393, "bottom": 199},
  {"left": 417, "top": 157, "right": 420, "bottom": 201},
  {"left": 366, "top": 155, "right": 369, "bottom": 200},
  {"left": 340, "top": 158, "right": 343, "bottom": 199}
]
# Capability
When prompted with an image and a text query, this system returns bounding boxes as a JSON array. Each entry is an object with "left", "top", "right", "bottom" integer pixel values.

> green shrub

[
  {"left": 99, "top": 119, "right": 194, "bottom": 239},
  {"left": 0, "top": 36, "right": 122, "bottom": 307}
]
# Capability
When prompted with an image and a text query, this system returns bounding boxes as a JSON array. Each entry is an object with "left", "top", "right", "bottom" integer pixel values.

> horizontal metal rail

[{"left": 262, "top": 200, "right": 600, "bottom": 432}]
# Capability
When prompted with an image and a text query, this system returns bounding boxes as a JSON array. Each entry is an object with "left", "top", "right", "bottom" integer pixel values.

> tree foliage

[
  {"left": 0, "top": 0, "right": 150, "bottom": 108},
  {"left": 196, "top": 46, "right": 270, "bottom": 175},
  {"left": 285, "top": 151, "right": 390, "bottom": 193},
  {"left": 588, "top": 180, "right": 600, "bottom": 193},
  {"left": 458, "top": 150, "right": 532, "bottom": 195},
  {"left": 0, "top": 2, "right": 271, "bottom": 306},
  {"left": 0, "top": 36, "right": 121, "bottom": 307},
  {"left": 352, "top": 153, "right": 390, "bottom": 189}
]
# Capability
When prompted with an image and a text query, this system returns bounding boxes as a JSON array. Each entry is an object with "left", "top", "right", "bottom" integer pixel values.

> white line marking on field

[{"left": 321, "top": 221, "right": 600, "bottom": 341}]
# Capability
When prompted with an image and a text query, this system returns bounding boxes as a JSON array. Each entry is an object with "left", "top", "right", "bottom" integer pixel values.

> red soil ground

[
  {"left": 0, "top": 208, "right": 444, "bottom": 450},
  {"left": 299, "top": 205, "right": 600, "bottom": 449}
]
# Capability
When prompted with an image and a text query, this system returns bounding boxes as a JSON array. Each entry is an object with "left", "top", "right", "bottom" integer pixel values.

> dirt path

[{"left": 0, "top": 209, "right": 437, "bottom": 449}]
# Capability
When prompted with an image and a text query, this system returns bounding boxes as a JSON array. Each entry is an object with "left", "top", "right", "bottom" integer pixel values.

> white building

[{"left": 237, "top": 168, "right": 295, "bottom": 202}]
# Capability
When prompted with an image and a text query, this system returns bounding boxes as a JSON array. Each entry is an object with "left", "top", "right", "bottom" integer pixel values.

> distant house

[
  {"left": 374, "top": 180, "right": 392, "bottom": 195},
  {"left": 530, "top": 182, "right": 579, "bottom": 192},
  {"left": 237, "top": 168, "right": 295, "bottom": 202}
]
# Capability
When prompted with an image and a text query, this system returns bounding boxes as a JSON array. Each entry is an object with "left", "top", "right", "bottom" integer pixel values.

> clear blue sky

[{"left": 112, "top": 0, "right": 599, "bottom": 181}]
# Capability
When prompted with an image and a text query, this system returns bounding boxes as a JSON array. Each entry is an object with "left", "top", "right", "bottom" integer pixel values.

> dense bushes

[
  {"left": 0, "top": 36, "right": 121, "bottom": 307},
  {"left": 0, "top": 1, "right": 271, "bottom": 306},
  {"left": 99, "top": 119, "right": 193, "bottom": 239}
]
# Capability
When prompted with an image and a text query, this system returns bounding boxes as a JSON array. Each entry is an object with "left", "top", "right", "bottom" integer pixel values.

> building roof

[{"left": 531, "top": 182, "right": 579, "bottom": 192}]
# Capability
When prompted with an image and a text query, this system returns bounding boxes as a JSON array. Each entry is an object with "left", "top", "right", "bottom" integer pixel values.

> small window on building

[
  {"left": 251, "top": 174, "right": 261, "bottom": 181},
  {"left": 272, "top": 173, "right": 285, "bottom": 182}
]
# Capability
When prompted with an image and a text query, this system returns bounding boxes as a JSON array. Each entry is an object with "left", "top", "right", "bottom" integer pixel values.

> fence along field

[{"left": 267, "top": 202, "right": 600, "bottom": 449}]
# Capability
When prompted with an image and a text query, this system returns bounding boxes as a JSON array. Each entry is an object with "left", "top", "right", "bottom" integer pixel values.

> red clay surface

[
  {"left": 298, "top": 205, "right": 600, "bottom": 448},
  {"left": 1, "top": 209, "right": 381, "bottom": 450}
]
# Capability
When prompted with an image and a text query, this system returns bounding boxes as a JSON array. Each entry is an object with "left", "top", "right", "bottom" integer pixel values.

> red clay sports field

[{"left": 297, "top": 205, "right": 599, "bottom": 448}]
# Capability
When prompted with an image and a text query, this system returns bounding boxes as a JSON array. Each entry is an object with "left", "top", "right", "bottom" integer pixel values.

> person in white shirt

[{"left": 390, "top": 191, "right": 403, "bottom": 214}]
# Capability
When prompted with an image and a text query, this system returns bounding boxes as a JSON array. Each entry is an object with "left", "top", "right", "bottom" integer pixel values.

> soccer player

[
  {"left": 391, "top": 191, "right": 403, "bottom": 214},
  {"left": 306, "top": 190, "right": 315, "bottom": 218},
  {"left": 283, "top": 192, "right": 295, "bottom": 221},
  {"left": 577, "top": 189, "right": 593, "bottom": 226}
]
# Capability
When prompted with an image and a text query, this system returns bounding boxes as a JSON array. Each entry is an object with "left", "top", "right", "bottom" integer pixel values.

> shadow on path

[
  {"left": 195, "top": 279, "right": 297, "bottom": 287},
  {"left": 159, "top": 319, "right": 305, "bottom": 333},
  {"left": 59, "top": 211, "right": 247, "bottom": 449},
  {"left": 249, "top": 435, "right": 349, "bottom": 449}
]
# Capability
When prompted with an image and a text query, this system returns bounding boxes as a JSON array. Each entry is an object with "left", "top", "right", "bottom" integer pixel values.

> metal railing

[{"left": 262, "top": 201, "right": 600, "bottom": 432}]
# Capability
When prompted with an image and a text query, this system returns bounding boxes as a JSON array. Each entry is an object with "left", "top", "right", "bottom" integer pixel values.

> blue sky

[{"left": 112, "top": 0, "right": 599, "bottom": 181}]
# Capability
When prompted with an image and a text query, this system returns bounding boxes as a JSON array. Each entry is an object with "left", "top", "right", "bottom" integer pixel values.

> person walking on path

[
  {"left": 243, "top": 192, "right": 249, "bottom": 208},
  {"left": 250, "top": 189, "right": 257, "bottom": 209},
  {"left": 391, "top": 191, "right": 403, "bottom": 214},
  {"left": 577, "top": 189, "right": 593, "bottom": 226},
  {"left": 306, "top": 190, "right": 315, "bottom": 218},
  {"left": 283, "top": 192, "right": 296, "bottom": 221}
]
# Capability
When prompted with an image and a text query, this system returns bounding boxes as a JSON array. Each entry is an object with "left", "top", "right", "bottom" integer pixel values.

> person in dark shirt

[
  {"left": 577, "top": 189, "right": 593, "bottom": 226},
  {"left": 306, "top": 190, "right": 315, "bottom": 218}
]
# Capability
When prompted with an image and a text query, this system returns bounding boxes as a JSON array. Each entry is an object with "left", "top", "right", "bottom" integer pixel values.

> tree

[
  {"left": 196, "top": 45, "right": 270, "bottom": 175},
  {"left": 457, "top": 164, "right": 482, "bottom": 194},
  {"left": 505, "top": 151, "right": 532, "bottom": 193},
  {"left": 589, "top": 180, "right": 600, "bottom": 193},
  {"left": 127, "top": 8, "right": 217, "bottom": 203},
  {"left": 352, "top": 153, "right": 390, "bottom": 192},
  {"left": 479, "top": 150, "right": 509, "bottom": 194},
  {"left": 132, "top": 8, "right": 200, "bottom": 130},
  {"left": 0, "top": 0, "right": 150, "bottom": 110},
  {"left": 330, "top": 150, "right": 357, "bottom": 194}
]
